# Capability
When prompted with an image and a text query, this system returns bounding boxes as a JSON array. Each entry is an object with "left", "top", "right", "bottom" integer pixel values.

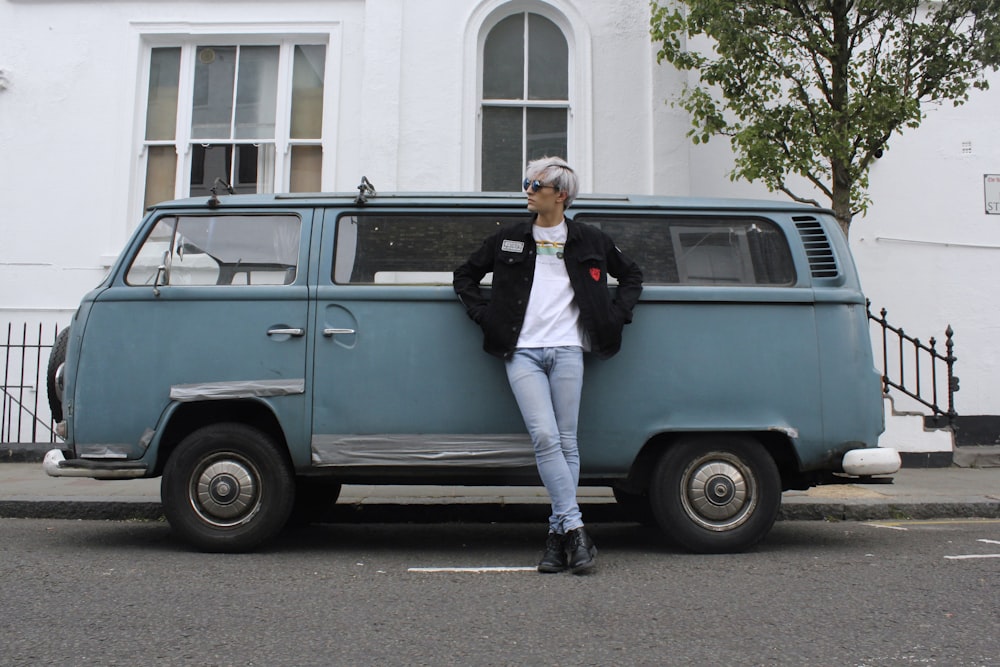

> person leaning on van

[{"left": 454, "top": 156, "right": 643, "bottom": 574}]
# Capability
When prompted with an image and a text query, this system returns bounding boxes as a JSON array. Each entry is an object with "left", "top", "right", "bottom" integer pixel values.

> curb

[
  {"left": 776, "top": 501, "right": 1000, "bottom": 522},
  {"left": 1, "top": 499, "right": 998, "bottom": 524}
]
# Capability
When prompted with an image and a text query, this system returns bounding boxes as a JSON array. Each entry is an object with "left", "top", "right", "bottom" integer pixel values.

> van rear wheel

[
  {"left": 650, "top": 436, "right": 780, "bottom": 553},
  {"left": 162, "top": 423, "right": 294, "bottom": 552}
]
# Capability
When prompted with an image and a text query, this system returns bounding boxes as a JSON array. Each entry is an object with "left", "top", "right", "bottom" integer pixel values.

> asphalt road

[{"left": 1, "top": 518, "right": 997, "bottom": 666}]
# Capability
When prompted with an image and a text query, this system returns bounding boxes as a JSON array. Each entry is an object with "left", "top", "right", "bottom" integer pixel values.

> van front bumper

[
  {"left": 841, "top": 447, "right": 901, "bottom": 476},
  {"left": 43, "top": 449, "right": 148, "bottom": 480}
]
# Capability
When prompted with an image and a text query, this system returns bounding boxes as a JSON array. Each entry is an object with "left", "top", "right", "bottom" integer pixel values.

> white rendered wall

[
  {"left": 1, "top": 0, "right": 997, "bottom": 426},
  {"left": 0, "top": 0, "right": 367, "bottom": 328}
]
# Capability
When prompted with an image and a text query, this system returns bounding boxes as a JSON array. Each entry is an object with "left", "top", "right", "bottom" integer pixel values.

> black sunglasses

[{"left": 523, "top": 179, "right": 559, "bottom": 193}]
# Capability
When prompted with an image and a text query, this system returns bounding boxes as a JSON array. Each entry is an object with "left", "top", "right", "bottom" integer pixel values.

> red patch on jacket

[{"left": 590, "top": 267, "right": 601, "bottom": 282}]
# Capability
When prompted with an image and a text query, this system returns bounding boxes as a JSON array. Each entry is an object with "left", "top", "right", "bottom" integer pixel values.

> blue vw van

[{"left": 44, "top": 190, "right": 899, "bottom": 553}]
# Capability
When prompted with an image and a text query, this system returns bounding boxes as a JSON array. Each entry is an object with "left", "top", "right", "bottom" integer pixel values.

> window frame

[
  {"left": 463, "top": 2, "right": 592, "bottom": 192},
  {"left": 480, "top": 12, "right": 569, "bottom": 191},
  {"left": 129, "top": 23, "right": 341, "bottom": 224}
]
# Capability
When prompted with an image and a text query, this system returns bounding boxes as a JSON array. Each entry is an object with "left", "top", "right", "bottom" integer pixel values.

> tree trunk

[
  {"left": 831, "top": 160, "right": 853, "bottom": 239},
  {"left": 829, "top": 0, "right": 853, "bottom": 239}
]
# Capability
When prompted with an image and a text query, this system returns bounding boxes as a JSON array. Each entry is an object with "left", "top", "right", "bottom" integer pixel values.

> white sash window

[{"left": 140, "top": 38, "right": 327, "bottom": 211}]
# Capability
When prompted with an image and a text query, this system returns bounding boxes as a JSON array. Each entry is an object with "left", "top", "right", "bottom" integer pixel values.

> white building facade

[{"left": 1, "top": 0, "right": 996, "bottom": 454}]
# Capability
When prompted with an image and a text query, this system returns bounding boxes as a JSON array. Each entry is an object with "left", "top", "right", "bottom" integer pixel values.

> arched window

[{"left": 481, "top": 12, "right": 569, "bottom": 191}]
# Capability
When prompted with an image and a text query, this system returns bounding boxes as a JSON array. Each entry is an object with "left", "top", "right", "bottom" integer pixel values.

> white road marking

[
  {"left": 863, "top": 522, "right": 908, "bottom": 531},
  {"left": 945, "top": 538, "right": 1000, "bottom": 560},
  {"left": 408, "top": 566, "right": 537, "bottom": 573}
]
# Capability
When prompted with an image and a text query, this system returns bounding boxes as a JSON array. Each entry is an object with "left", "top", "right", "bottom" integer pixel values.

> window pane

[
  {"left": 127, "top": 217, "right": 176, "bottom": 286},
  {"left": 481, "top": 106, "right": 523, "bottom": 191},
  {"left": 190, "top": 143, "right": 274, "bottom": 197},
  {"left": 528, "top": 15, "right": 568, "bottom": 101},
  {"left": 335, "top": 214, "right": 528, "bottom": 284},
  {"left": 234, "top": 46, "right": 279, "bottom": 140},
  {"left": 526, "top": 107, "right": 566, "bottom": 162},
  {"left": 190, "top": 144, "right": 232, "bottom": 197},
  {"left": 145, "top": 48, "right": 180, "bottom": 141},
  {"left": 672, "top": 228, "right": 755, "bottom": 284},
  {"left": 290, "top": 45, "right": 326, "bottom": 139},
  {"left": 576, "top": 215, "right": 796, "bottom": 285},
  {"left": 192, "top": 46, "right": 236, "bottom": 140},
  {"left": 144, "top": 146, "right": 177, "bottom": 209},
  {"left": 232, "top": 144, "right": 261, "bottom": 193},
  {"left": 289, "top": 145, "right": 322, "bottom": 192},
  {"left": 483, "top": 14, "right": 524, "bottom": 99},
  {"left": 127, "top": 215, "right": 302, "bottom": 287}
]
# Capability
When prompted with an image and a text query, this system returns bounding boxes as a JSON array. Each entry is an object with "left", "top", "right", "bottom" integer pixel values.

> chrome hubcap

[
  {"left": 681, "top": 453, "right": 758, "bottom": 531},
  {"left": 191, "top": 456, "right": 260, "bottom": 527}
]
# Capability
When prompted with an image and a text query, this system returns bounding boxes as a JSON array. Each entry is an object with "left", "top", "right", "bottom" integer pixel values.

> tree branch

[{"left": 778, "top": 186, "right": 823, "bottom": 208}]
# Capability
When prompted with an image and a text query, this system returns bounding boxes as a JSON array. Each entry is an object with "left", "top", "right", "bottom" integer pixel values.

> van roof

[{"left": 150, "top": 191, "right": 836, "bottom": 216}]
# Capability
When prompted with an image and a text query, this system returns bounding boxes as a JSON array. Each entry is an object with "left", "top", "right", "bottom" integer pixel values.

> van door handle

[
  {"left": 267, "top": 327, "right": 305, "bottom": 337},
  {"left": 323, "top": 328, "right": 356, "bottom": 337}
]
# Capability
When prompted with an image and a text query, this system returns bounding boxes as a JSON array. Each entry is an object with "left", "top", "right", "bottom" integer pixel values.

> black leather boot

[
  {"left": 566, "top": 527, "right": 597, "bottom": 574},
  {"left": 537, "top": 532, "right": 568, "bottom": 573}
]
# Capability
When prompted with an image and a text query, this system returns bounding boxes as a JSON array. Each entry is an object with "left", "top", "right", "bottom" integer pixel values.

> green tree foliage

[{"left": 651, "top": 0, "right": 1000, "bottom": 235}]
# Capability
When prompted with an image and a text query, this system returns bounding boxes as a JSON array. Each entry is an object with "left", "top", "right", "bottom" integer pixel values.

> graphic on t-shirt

[{"left": 536, "top": 240, "right": 565, "bottom": 259}]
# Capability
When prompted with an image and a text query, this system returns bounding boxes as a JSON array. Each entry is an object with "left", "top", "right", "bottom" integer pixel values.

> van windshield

[{"left": 126, "top": 214, "right": 302, "bottom": 286}]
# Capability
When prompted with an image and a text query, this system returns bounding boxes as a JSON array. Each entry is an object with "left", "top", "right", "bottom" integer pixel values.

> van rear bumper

[
  {"left": 43, "top": 449, "right": 149, "bottom": 480},
  {"left": 841, "top": 447, "right": 901, "bottom": 476}
]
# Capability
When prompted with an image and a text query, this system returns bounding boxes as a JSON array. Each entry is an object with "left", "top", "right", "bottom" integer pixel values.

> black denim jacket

[{"left": 453, "top": 217, "right": 643, "bottom": 359}]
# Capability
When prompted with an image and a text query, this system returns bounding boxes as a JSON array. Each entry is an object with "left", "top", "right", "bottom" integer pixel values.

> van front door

[{"left": 72, "top": 212, "right": 312, "bottom": 463}]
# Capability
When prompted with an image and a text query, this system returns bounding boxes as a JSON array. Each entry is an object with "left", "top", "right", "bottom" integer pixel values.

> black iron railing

[
  {"left": 1, "top": 323, "right": 62, "bottom": 444},
  {"left": 867, "top": 301, "right": 958, "bottom": 427}
]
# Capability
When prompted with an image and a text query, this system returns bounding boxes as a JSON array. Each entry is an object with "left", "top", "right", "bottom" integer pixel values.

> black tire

[
  {"left": 649, "top": 436, "right": 781, "bottom": 554},
  {"left": 161, "top": 423, "right": 294, "bottom": 553},
  {"left": 288, "top": 477, "right": 343, "bottom": 525},
  {"left": 46, "top": 327, "right": 70, "bottom": 422}
]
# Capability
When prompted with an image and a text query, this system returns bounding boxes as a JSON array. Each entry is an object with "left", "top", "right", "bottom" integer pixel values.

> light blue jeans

[{"left": 505, "top": 346, "right": 584, "bottom": 534}]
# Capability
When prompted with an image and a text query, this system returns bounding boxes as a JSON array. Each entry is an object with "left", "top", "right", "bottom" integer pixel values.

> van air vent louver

[{"left": 794, "top": 217, "right": 839, "bottom": 278}]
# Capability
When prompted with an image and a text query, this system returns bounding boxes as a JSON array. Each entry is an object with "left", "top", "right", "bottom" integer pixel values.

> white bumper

[{"left": 842, "top": 447, "right": 901, "bottom": 476}]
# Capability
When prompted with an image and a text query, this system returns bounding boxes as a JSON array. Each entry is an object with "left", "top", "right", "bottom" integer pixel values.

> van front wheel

[
  {"left": 162, "top": 423, "right": 294, "bottom": 553},
  {"left": 650, "top": 436, "right": 780, "bottom": 554}
]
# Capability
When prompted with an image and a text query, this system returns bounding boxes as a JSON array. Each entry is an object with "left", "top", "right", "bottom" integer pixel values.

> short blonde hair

[{"left": 525, "top": 156, "right": 579, "bottom": 207}]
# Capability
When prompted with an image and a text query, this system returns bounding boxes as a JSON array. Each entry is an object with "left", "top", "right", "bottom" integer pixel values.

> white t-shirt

[{"left": 516, "top": 220, "right": 586, "bottom": 349}]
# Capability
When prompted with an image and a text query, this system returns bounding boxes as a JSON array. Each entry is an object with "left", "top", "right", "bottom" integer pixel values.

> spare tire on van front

[{"left": 46, "top": 327, "right": 70, "bottom": 423}]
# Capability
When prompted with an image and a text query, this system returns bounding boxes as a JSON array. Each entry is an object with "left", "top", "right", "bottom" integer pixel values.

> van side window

[
  {"left": 126, "top": 215, "right": 301, "bottom": 287},
  {"left": 576, "top": 215, "right": 796, "bottom": 286},
  {"left": 334, "top": 213, "right": 531, "bottom": 284}
]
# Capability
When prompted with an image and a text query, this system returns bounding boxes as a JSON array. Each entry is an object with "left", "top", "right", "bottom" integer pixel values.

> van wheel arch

[
  {"left": 153, "top": 399, "right": 290, "bottom": 476},
  {"left": 627, "top": 431, "right": 799, "bottom": 495}
]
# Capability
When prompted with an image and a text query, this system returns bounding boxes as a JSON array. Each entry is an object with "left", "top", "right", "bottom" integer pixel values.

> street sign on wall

[{"left": 986, "top": 174, "right": 1000, "bottom": 214}]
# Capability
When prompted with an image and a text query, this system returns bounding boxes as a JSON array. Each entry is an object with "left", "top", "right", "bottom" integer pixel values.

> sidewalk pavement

[{"left": 0, "top": 460, "right": 997, "bottom": 524}]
